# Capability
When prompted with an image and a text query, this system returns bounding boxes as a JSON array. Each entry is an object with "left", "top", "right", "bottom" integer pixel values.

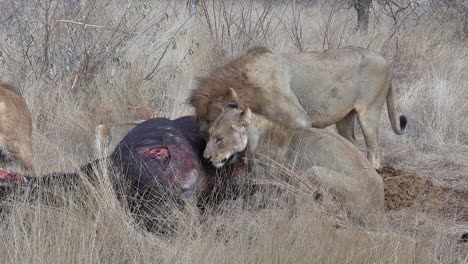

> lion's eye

[{"left": 215, "top": 137, "right": 223, "bottom": 144}]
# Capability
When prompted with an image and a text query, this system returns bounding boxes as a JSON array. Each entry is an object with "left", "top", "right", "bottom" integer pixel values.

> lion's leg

[
  {"left": 93, "top": 124, "right": 111, "bottom": 159},
  {"left": 275, "top": 99, "right": 312, "bottom": 128},
  {"left": 17, "top": 147, "right": 34, "bottom": 174},
  {"left": 264, "top": 84, "right": 312, "bottom": 128},
  {"left": 355, "top": 104, "right": 383, "bottom": 170},
  {"left": 335, "top": 110, "right": 357, "bottom": 145}
]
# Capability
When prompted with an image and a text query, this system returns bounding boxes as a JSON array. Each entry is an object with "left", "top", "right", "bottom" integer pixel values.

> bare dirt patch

[
  {"left": 380, "top": 164, "right": 468, "bottom": 212},
  {"left": 380, "top": 162, "right": 468, "bottom": 245}
]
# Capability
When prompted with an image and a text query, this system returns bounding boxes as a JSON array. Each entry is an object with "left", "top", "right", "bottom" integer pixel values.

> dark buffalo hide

[
  {"left": 111, "top": 116, "right": 210, "bottom": 196},
  {"left": 110, "top": 116, "right": 215, "bottom": 232}
]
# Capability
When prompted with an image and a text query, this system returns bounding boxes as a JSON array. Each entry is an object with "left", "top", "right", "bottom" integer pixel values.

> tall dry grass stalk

[{"left": 0, "top": 0, "right": 467, "bottom": 263}]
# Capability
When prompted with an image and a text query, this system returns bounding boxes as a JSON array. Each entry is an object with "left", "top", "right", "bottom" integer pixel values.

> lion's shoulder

[{"left": 0, "top": 83, "right": 29, "bottom": 111}]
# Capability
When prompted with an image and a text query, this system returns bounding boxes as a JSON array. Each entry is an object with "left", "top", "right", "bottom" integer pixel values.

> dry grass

[{"left": 0, "top": 0, "right": 467, "bottom": 263}]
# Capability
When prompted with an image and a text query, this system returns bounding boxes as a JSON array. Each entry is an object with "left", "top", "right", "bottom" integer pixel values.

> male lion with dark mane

[
  {"left": 0, "top": 82, "right": 35, "bottom": 178},
  {"left": 189, "top": 46, "right": 407, "bottom": 169}
]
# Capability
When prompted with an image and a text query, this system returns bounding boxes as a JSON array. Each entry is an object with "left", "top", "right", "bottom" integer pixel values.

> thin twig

[
  {"left": 143, "top": 40, "right": 172, "bottom": 81},
  {"left": 55, "top": 19, "right": 115, "bottom": 30},
  {"left": 70, "top": 75, "right": 79, "bottom": 90}
]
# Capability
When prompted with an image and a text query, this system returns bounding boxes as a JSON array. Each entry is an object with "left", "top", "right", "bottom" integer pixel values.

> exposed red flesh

[
  {"left": 141, "top": 146, "right": 171, "bottom": 160},
  {"left": 0, "top": 168, "right": 28, "bottom": 185}
]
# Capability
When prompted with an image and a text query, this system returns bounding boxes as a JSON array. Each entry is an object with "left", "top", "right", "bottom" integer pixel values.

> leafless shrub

[
  {"left": 320, "top": 1, "right": 354, "bottom": 49},
  {"left": 197, "top": 0, "right": 281, "bottom": 58},
  {"left": 427, "top": 0, "right": 468, "bottom": 39},
  {"left": 283, "top": 1, "right": 306, "bottom": 52},
  {"left": 378, "top": 0, "right": 421, "bottom": 61}
]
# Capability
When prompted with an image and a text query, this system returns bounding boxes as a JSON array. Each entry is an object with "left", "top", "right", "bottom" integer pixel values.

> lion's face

[{"left": 203, "top": 104, "right": 251, "bottom": 168}]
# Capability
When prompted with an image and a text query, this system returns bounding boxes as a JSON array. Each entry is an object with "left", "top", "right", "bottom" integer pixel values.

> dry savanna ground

[{"left": 0, "top": 0, "right": 467, "bottom": 263}]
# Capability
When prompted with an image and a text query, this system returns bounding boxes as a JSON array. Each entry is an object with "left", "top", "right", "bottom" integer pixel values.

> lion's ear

[
  {"left": 239, "top": 108, "right": 251, "bottom": 126},
  {"left": 227, "top": 88, "right": 238, "bottom": 103}
]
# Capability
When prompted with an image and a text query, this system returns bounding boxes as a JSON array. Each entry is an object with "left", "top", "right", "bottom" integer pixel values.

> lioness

[
  {"left": 203, "top": 93, "right": 384, "bottom": 221},
  {"left": 189, "top": 46, "right": 407, "bottom": 169},
  {"left": 0, "top": 82, "right": 35, "bottom": 176}
]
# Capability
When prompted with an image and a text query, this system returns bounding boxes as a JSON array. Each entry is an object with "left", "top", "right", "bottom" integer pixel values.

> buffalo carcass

[
  {"left": 110, "top": 116, "right": 217, "bottom": 231},
  {"left": 0, "top": 116, "right": 250, "bottom": 233},
  {"left": 107, "top": 116, "right": 252, "bottom": 232}
]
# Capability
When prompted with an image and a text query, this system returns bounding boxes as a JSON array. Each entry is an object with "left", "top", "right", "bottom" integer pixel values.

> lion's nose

[
  {"left": 203, "top": 149, "right": 211, "bottom": 160},
  {"left": 203, "top": 152, "right": 211, "bottom": 160}
]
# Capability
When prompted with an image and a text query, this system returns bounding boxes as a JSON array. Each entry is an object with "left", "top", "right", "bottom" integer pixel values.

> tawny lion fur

[
  {"left": 189, "top": 46, "right": 407, "bottom": 169},
  {"left": 0, "top": 82, "right": 35, "bottom": 175},
  {"left": 91, "top": 121, "right": 144, "bottom": 159},
  {"left": 203, "top": 97, "right": 384, "bottom": 222}
]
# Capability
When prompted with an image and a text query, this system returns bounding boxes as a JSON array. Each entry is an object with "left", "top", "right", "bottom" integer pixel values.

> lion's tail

[{"left": 386, "top": 84, "right": 407, "bottom": 135}]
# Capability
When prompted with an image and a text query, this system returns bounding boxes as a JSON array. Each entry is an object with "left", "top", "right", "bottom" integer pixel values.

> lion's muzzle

[{"left": 206, "top": 152, "right": 236, "bottom": 168}]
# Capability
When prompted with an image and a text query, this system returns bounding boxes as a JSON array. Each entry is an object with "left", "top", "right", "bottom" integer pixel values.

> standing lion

[
  {"left": 189, "top": 46, "right": 407, "bottom": 169},
  {"left": 0, "top": 82, "right": 35, "bottom": 176}
]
